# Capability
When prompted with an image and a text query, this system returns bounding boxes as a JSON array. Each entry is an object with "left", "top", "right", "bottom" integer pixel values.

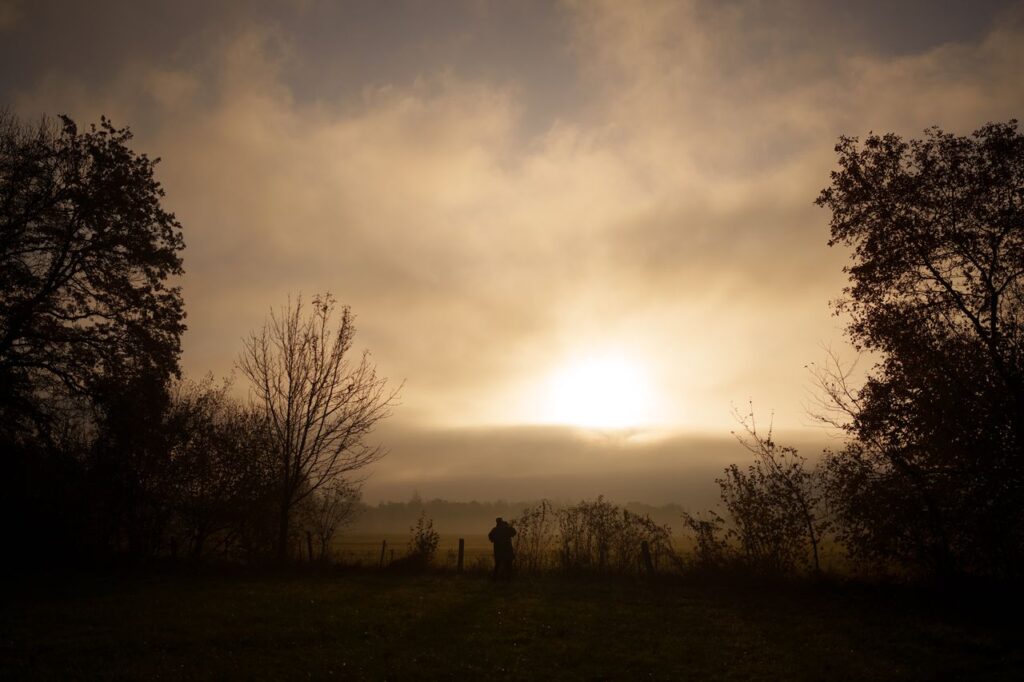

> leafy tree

[
  {"left": 89, "top": 369, "right": 176, "bottom": 556},
  {"left": 164, "top": 376, "right": 277, "bottom": 558},
  {"left": 238, "top": 293, "right": 397, "bottom": 561},
  {"left": 816, "top": 120, "right": 1024, "bottom": 577},
  {"left": 0, "top": 112, "right": 185, "bottom": 443},
  {"left": 1, "top": 112, "right": 184, "bottom": 561}
]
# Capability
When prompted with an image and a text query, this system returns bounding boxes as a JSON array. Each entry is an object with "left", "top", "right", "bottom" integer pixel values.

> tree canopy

[
  {"left": 817, "top": 120, "right": 1024, "bottom": 577},
  {"left": 0, "top": 112, "right": 185, "bottom": 443}
]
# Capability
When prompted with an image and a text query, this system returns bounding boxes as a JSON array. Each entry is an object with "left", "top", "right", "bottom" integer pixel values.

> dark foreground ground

[{"left": 2, "top": 568, "right": 1022, "bottom": 680}]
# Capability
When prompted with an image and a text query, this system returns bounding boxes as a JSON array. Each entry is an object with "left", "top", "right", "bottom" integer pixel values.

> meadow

[
  {"left": 3, "top": 567, "right": 1021, "bottom": 681},
  {"left": 332, "top": 534, "right": 496, "bottom": 569}
]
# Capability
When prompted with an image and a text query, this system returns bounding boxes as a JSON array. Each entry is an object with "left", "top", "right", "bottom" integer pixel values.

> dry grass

[{"left": 3, "top": 568, "right": 1022, "bottom": 680}]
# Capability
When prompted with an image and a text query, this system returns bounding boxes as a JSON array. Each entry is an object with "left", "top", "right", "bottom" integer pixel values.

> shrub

[
  {"left": 680, "top": 510, "right": 730, "bottom": 569},
  {"left": 406, "top": 511, "right": 440, "bottom": 567},
  {"left": 557, "top": 496, "right": 674, "bottom": 574},
  {"left": 510, "top": 500, "right": 558, "bottom": 572}
]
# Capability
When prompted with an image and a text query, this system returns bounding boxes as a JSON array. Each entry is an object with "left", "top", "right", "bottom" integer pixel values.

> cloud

[
  {"left": 9, "top": 2, "right": 1024, "bottom": 440},
  {"left": 360, "top": 422, "right": 833, "bottom": 505},
  {"left": 0, "top": 1, "right": 20, "bottom": 31}
]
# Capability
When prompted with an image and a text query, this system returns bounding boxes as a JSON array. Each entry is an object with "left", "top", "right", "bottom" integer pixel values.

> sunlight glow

[{"left": 542, "top": 353, "right": 659, "bottom": 429}]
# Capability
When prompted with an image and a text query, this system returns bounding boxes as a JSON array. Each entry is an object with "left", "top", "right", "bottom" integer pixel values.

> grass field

[
  {"left": 3, "top": 568, "right": 1022, "bottom": 680},
  {"left": 332, "top": 534, "right": 496, "bottom": 569}
]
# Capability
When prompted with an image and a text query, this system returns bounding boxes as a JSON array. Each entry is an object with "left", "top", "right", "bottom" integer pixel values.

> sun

[{"left": 542, "top": 353, "right": 659, "bottom": 429}]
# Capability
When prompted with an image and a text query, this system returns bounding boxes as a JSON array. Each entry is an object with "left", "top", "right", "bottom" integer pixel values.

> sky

[{"left": 3, "top": 0, "right": 1023, "bottom": 504}]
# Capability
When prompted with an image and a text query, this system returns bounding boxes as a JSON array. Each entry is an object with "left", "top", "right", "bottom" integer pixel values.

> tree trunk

[
  {"left": 277, "top": 501, "right": 291, "bottom": 563},
  {"left": 320, "top": 537, "right": 330, "bottom": 562},
  {"left": 191, "top": 530, "right": 207, "bottom": 559}
]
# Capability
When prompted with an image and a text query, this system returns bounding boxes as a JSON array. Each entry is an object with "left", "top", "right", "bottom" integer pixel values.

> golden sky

[{"left": 5, "top": 0, "right": 1023, "bottom": 501}]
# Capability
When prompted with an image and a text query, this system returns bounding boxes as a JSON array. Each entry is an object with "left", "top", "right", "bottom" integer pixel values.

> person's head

[{"left": 495, "top": 517, "right": 503, "bottom": 525}]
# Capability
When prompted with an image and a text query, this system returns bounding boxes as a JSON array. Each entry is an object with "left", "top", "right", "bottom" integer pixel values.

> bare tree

[
  {"left": 298, "top": 479, "right": 361, "bottom": 561},
  {"left": 238, "top": 293, "right": 397, "bottom": 561},
  {"left": 805, "top": 346, "right": 865, "bottom": 433}
]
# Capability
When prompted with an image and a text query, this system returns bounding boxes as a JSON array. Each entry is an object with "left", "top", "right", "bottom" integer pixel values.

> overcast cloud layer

[{"left": 4, "top": 0, "right": 1023, "bottom": 501}]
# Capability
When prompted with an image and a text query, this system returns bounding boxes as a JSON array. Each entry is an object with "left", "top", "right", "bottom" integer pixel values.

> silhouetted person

[{"left": 488, "top": 517, "right": 516, "bottom": 580}]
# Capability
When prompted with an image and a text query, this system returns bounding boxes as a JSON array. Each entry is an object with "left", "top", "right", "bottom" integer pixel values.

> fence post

[
  {"left": 641, "top": 540, "right": 655, "bottom": 575},
  {"left": 379, "top": 539, "right": 387, "bottom": 568},
  {"left": 457, "top": 538, "right": 465, "bottom": 573}
]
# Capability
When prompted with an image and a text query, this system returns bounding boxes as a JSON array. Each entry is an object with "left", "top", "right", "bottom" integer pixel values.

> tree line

[
  {"left": 0, "top": 113, "right": 395, "bottom": 566},
  {"left": 3, "top": 110, "right": 1022, "bottom": 580},
  {"left": 683, "top": 121, "right": 1024, "bottom": 581}
]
